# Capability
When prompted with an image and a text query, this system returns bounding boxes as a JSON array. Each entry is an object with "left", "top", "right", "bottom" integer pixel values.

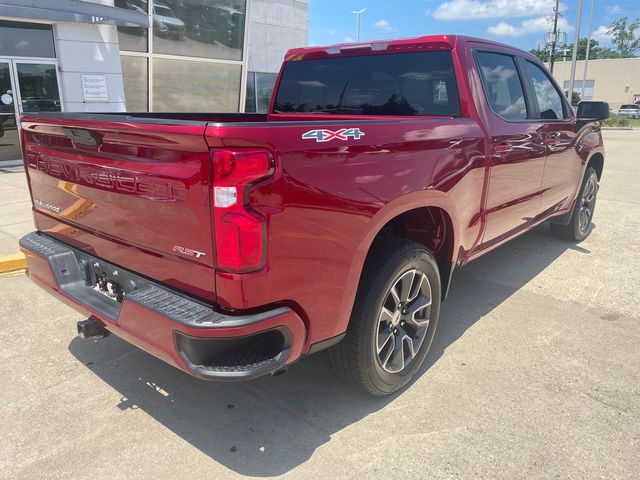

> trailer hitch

[{"left": 77, "top": 316, "right": 110, "bottom": 339}]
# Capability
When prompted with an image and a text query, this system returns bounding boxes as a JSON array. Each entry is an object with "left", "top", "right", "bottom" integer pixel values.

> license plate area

[
  {"left": 79, "top": 258, "right": 142, "bottom": 304},
  {"left": 92, "top": 273, "right": 125, "bottom": 303}
]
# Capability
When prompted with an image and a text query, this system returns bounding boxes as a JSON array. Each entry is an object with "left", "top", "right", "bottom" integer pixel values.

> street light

[
  {"left": 351, "top": 8, "right": 367, "bottom": 42},
  {"left": 581, "top": 0, "right": 595, "bottom": 99},
  {"left": 568, "top": 0, "right": 584, "bottom": 105},
  {"left": 561, "top": 46, "right": 569, "bottom": 87}
]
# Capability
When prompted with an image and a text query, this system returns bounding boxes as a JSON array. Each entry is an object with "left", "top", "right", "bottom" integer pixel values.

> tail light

[{"left": 212, "top": 148, "right": 274, "bottom": 272}]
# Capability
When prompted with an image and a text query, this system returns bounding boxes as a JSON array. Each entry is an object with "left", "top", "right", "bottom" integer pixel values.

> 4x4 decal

[{"left": 302, "top": 128, "right": 365, "bottom": 143}]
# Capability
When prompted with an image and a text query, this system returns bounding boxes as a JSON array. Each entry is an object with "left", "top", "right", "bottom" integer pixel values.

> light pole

[
  {"left": 581, "top": 0, "right": 595, "bottom": 99},
  {"left": 561, "top": 47, "right": 569, "bottom": 88},
  {"left": 351, "top": 8, "right": 367, "bottom": 42},
  {"left": 568, "top": 0, "right": 584, "bottom": 105}
]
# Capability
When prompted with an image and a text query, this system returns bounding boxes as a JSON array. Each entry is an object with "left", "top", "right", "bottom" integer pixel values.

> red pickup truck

[{"left": 19, "top": 35, "right": 608, "bottom": 396}]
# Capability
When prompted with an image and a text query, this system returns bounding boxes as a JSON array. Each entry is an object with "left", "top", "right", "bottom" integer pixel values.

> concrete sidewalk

[{"left": 0, "top": 165, "right": 32, "bottom": 256}]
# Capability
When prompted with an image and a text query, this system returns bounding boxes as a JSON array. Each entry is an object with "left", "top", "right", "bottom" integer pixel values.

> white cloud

[
  {"left": 487, "top": 22, "right": 524, "bottom": 36},
  {"left": 343, "top": 36, "right": 354, "bottom": 42},
  {"left": 487, "top": 15, "right": 572, "bottom": 37},
  {"left": 434, "top": 0, "right": 557, "bottom": 21},
  {"left": 520, "top": 16, "right": 552, "bottom": 32},
  {"left": 374, "top": 19, "right": 394, "bottom": 31},
  {"left": 606, "top": 5, "right": 623, "bottom": 15},
  {"left": 592, "top": 25, "right": 613, "bottom": 46}
]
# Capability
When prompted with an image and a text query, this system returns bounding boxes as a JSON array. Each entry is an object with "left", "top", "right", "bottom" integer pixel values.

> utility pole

[
  {"left": 549, "top": 0, "right": 560, "bottom": 73},
  {"left": 351, "top": 8, "right": 367, "bottom": 42},
  {"left": 561, "top": 47, "right": 569, "bottom": 88},
  {"left": 581, "top": 0, "right": 595, "bottom": 99},
  {"left": 568, "top": 0, "right": 584, "bottom": 104}
]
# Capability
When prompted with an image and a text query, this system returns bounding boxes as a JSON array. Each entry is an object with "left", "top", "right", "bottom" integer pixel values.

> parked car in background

[
  {"left": 618, "top": 104, "right": 640, "bottom": 119},
  {"left": 185, "top": 4, "right": 244, "bottom": 48},
  {"left": 19, "top": 35, "right": 609, "bottom": 396},
  {"left": 153, "top": 2, "right": 186, "bottom": 39},
  {"left": 114, "top": 1, "right": 146, "bottom": 37},
  {"left": 21, "top": 97, "right": 61, "bottom": 113}
]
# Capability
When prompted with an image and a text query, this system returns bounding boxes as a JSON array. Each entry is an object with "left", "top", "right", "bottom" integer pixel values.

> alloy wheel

[
  {"left": 579, "top": 175, "right": 597, "bottom": 234},
  {"left": 376, "top": 269, "right": 432, "bottom": 374}
]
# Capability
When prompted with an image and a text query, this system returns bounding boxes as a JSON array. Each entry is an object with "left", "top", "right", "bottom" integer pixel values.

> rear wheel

[
  {"left": 327, "top": 238, "right": 441, "bottom": 396},
  {"left": 550, "top": 167, "right": 598, "bottom": 242}
]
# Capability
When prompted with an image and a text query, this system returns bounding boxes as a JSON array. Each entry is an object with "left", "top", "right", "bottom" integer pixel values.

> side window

[
  {"left": 476, "top": 51, "right": 527, "bottom": 121},
  {"left": 524, "top": 61, "right": 566, "bottom": 120}
]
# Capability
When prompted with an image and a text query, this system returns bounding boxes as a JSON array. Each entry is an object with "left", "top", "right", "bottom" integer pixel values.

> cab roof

[{"left": 284, "top": 35, "right": 533, "bottom": 62}]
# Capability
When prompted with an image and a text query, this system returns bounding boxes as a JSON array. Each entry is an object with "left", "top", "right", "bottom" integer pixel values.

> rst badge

[
  {"left": 302, "top": 128, "right": 365, "bottom": 143},
  {"left": 173, "top": 245, "right": 206, "bottom": 259}
]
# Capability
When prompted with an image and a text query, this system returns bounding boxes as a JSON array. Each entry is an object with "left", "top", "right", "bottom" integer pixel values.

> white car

[{"left": 618, "top": 104, "right": 640, "bottom": 119}]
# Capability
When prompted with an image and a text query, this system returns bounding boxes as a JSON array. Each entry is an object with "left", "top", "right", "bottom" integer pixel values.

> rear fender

[{"left": 334, "top": 190, "right": 461, "bottom": 337}]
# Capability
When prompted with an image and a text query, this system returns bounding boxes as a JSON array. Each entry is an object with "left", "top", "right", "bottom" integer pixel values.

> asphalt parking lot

[{"left": 1, "top": 129, "right": 639, "bottom": 479}]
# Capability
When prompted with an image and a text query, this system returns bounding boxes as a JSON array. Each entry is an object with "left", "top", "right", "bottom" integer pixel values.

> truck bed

[{"left": 22, "top": 110, "right": 485, "bottom": 346}]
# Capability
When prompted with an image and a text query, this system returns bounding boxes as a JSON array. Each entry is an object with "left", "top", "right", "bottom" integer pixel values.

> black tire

[
  {"left": 550, "top": 166, "right": 599, "bottom": 242},
  {"left": 326, "top": 238, "right": 441, "bottom": 396}
]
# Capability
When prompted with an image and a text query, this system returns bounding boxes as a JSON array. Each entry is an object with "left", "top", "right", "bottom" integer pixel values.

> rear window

[
  {"left": 621, "top": 104, "right": 639, "bottom": 109},
  {"left": 273, "top": 51, "right": 461, "bottom": 117}
]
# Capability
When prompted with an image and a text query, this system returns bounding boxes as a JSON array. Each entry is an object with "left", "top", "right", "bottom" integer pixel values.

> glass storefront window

[
  {"left": 245, "top": 72, "right": 277, "bottom": 113},
  {"left": 118, "top": 1, "right": 249, "bottom": 113},
  {"left": 0, "top": 21, "right": 55, "bottom": 58},
  {"left": 115, "top": 0, "right": 149, "bottom": 52},
  {"left": 245, "top": 72, "right": 256, "bottom": 112},
  {"left": 256, "top": 72, "right": 277, "bottom": 113},
  {"left": 153, "top": 58, "right": 241, "bottom": 112},
  {"left": 121, "top": 56, "right": 148, "bottom": 111},
  {"left": 153, "top": 0, "right": 246, "bottom": 61}
]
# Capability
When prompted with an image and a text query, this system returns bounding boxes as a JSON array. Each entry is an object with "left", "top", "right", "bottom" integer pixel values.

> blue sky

[{"left": 308, "top": 0, "right": 640, "bottom": 52}]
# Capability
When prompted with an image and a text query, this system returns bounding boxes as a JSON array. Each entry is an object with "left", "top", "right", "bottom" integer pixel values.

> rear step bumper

[{"left": 19, "top": 232, "right": 306, "bottom": 381}]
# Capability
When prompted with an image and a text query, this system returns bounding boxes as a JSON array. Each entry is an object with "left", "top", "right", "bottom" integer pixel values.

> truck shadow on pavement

[{"left": 68, "top": 224, "right": 592, "bottom": 477}]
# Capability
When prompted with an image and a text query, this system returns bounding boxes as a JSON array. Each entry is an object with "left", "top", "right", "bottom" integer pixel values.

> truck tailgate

[{"left": 21, "top": 114, "right": 217, "bottom": 301}]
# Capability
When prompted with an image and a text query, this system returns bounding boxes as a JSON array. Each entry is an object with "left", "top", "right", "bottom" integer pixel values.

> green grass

[{"left": 602, "top": 114, "right": 638, "bottom": 128}]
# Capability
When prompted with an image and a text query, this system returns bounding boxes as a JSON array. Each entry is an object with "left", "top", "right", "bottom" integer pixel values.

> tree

[
  {"left": 529, "top": 47, "right": 549, "bottom": 62},
  {"left": 593, "top": 47, "right": 621, "bottom": 60},
  {"left": 530, "top": 39, "right": 620, "bottom": 64},
  {"left": 558, "top": 39, "right": 620, "bottom": 61},
  {"left": 607, "top": 17, "right": 640, "bottom": 58},
  {"left": 566, "top": 38, "right": 601, "bottom": 60},
  {"left": 570, "top": 91, "right": 581, "bottom": 106}
]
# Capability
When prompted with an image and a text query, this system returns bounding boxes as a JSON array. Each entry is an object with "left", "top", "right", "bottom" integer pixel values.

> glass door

[
  {"left": 0, "top": 61, "right": 21, "bottom": 163},
  {"left": 0, "top": 59, "right": 62, "bottom": 164},
  {"left": 13, "top": 61, "right": 62, "bottom": 114}
]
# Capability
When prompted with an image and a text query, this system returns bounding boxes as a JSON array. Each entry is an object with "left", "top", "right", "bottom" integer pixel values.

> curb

[{"left": 0, "top": 252, "right": 26, "bottom": 275}]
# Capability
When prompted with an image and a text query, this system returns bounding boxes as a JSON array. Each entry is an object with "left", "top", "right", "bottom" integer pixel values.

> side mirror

[{"left": 577, "top": 101, "right": 610, "bottom": 121}]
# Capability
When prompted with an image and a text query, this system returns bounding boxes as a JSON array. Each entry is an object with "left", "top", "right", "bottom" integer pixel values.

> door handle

[{"left": 546, "top": 132, "right": 561, "bottom": 147}]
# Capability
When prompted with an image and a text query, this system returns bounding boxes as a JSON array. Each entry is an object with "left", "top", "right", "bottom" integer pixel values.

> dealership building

[
  {"left": 0, "top": 0, "right": 308, "bottom": 164},
  {"left": 550, "top": 57, "right": 640, "bottom": 110}
]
